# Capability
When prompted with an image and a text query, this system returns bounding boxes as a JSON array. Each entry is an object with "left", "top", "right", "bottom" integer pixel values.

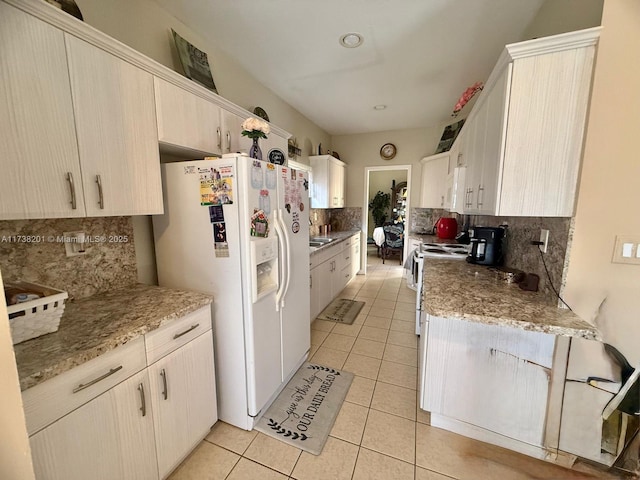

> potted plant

[{"left": 368, "top": 191, "right": 391, "bottom": 227}]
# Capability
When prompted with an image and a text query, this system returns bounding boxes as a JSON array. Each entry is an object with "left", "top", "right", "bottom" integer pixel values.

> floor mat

[
  {"left": 316, "top": 298, "right": 365, "bottom": 325},
  {"left": 254, "top": 362, "right": 353, "bottom": 455}
]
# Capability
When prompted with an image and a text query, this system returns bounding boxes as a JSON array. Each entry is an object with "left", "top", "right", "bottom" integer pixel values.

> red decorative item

[
  {"left": 435, "top": 217, "right": 458, "bottom": 240},
  {"left": 452, "top": 82, "right": 484, "bottom": 117}
]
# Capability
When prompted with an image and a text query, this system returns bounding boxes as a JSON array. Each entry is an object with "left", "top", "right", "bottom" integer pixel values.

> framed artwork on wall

[
  {"left": 171, "top": 29, "right": 218, "bottom": 93},
  {"left": 435, "top": 119, "right": 465, "bottom": 154}
]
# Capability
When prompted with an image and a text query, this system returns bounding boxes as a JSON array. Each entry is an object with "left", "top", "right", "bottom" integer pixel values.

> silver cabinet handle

[
  {"left": 66, "top": 172, "right": 77, "bottom": 210},
  {"left": 72, "top": 365, "right": 123, "bottom": 393},
  {"left": 217, "top": 127, "right": 222, "bottom": 149},
  {"left": 441, "top": 195, "right": 444, "bottom": 207},
  {"left": 477, "top": 184, "right": 484, "bottom": 208},
  {"left": 173, "top": 323, "right": 200, "bottom": 340},
  {"left": 310, "top": 274, "right": 312, "bottom": 288},
  {"left": 96, "top": 175, "right": 104, "bottom": 210},
  {"left": 160, "top": 368, "right": 168, "bottom": 400},
  {"left": 138, "top": 383, "right": 146, "bottom": 417},
  {"left": 226, "top": 131, "right": 231, "bottom": 152}
]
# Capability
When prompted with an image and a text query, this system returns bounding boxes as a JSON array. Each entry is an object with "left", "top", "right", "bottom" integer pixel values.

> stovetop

[{"left": 418, "top": 242, "right": 471, "bottom": 260}]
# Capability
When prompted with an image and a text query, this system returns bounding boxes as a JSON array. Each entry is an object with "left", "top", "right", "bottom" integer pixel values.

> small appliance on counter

[
  {"left": 435, "top": 217, "right": 458, "bottom": 240},
  {"left": 466, "top": 226, "right": 505, "bottom": 266}
]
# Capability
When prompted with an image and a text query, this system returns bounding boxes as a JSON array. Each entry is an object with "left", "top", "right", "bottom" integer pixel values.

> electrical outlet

[
  {"left": 539, "top": 229, "right": 550, "bottom": 253},
  {"left": 63, "top": 231, "right": 86, "bottom": 257}
]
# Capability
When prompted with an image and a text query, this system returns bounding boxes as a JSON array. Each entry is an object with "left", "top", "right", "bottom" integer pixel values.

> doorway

[{"left": 362, "top": 165, "right": 412, "bottom": 275}]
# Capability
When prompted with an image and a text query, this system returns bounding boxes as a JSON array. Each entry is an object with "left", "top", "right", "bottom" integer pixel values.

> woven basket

[{"left": 6, "top": 282, "right": 68, "bottom": 345}]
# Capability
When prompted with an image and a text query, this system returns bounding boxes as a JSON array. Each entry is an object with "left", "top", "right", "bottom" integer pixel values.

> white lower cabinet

[
  {"left": 309, "top": 233, "right": 360, "bottom": 321},
  {"left": 26, "top": 306, "right": 217, "bottom": 480},
  {"left": 424, "top": 316, "right": 555, "bottom": 446},
  {"left": 30, "top": 369, "right": 158, "bottom": 480},
  {"left": 149, "top": 330, "right": 217, "bottom": 479}
]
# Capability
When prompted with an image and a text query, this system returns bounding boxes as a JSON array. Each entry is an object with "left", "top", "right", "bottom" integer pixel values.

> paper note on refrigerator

[{"left": 199, "top": 166, "right": 234, "bottom": 205}]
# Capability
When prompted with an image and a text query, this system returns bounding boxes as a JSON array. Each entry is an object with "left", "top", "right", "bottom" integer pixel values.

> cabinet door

[
  {"left": 316, "top": 260, "right": 334, "bottom": 313},
  {"left": 261, "top": 132, "right": 289, "bottom": 161},
  {"left": 221, "top": 110, "right": 250, "bottom": 155},
  {"left": 424, "top": 316, "right": 554, "bottom": 446},
  {"left": 0, "top": 3, "right": 85, "bottom": 219},
  {"left": 477, "top": 67, "right": 510, "bottom": 215},
  {"left": 149, "top": 330, "right": 217, "bottom": 479},
  {"left": 419, "top": 154, "right": 449, "bottom": 208},
  {"left": 30, "top": 370, "right": 157, "bottom": 480},
  {"left": 155, "top": 77, "right": 222, "bottom": 156},
  {"left": 66, "top": 35, "right": 163, "bottom": 216},
  {"left": 351, "top": 236, "right": 361, "bottom": 278},
  {"left": 330, "top": 160, "right": 345, "bottom": 207}
]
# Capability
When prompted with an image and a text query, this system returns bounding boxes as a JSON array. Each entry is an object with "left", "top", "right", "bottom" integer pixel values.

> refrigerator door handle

[
  {"left": 274, "top": 209, "right": 288, "bottom": 312},
  {"left": 279, "top": 209, "right": 292, "bottom": 309}
]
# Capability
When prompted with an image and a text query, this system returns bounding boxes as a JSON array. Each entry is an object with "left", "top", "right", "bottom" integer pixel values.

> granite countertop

[
  {"left": 14, "top": 284, "right": 213, "bottom": 391},
  {"left": 310, "top": 229, "right": 361, "bottom": 255},
  {"left": 422, "top": 259, "right": 600, "bottom": 340}
]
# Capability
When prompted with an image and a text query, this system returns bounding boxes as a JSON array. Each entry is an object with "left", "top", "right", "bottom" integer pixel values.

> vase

[{"left": 249, "top": 138, "right": 262, "bottom": 160}]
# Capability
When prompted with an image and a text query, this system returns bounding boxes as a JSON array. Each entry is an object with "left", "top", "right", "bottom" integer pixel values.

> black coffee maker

[{"left": 466, "top": 227, "right": 504, "bottom": 266}]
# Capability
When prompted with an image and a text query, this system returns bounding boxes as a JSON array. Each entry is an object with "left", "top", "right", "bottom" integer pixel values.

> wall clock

[{"left": 380, "top": 143, "right": 397, "bottom": 160}]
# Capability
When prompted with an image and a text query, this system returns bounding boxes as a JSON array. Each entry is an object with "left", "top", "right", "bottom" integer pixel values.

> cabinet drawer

[
  {"left": 145, "top": 306, "right": 212, "bottom": 364},
  {"left": 311, "top": 242, "right": 343, "bottom": 267},
  {"left": 22, "top": 336, "right": 146, "bottom": 435}
]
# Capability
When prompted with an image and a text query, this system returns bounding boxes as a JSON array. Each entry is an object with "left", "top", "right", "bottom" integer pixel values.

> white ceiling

[{"left": 153, "top": 0, "right": 544, "bottom": 135}]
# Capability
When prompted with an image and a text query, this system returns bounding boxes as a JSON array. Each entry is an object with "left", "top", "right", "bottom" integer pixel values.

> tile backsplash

[
  {"left": 410, "top": 207, "right": 571, "bottom": 305},
  {"left": 310, "top": 207, "right": 362, "bottom": 236},
  {"left": 0, "top": 217, "right": 137, "bottom": 301}
]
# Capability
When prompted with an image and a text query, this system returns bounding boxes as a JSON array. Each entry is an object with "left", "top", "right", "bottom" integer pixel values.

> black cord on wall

[{"left": 531, "top": 241, "right": 573, "bottom": 311}]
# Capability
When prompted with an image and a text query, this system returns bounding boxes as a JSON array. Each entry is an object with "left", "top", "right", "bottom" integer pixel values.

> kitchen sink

[{"left": 310, "top": 237, "right": 333, "bottom": 244}]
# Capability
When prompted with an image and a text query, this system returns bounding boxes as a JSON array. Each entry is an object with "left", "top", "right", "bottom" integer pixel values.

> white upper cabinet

[
  {"left": 457, "top": 28, "right": 600, "bottom": 217},
  {"left": 0, "top": 3, "right": 85, "bottom": 219},
  {"left": 220, "top": 109, "right": 248, "bottom": 155},
  {"left": 155, "top": 77, "right": 223, "bottom": 156},
  {"left": 67, "top": 36, "right": 163, "bottom": 216},
  {"left": 0, "top": 2, "right": 163, "bottom": 219},
  {"left": 310, "top": 155, "right": 346, "bottom": 208},
  {"left": 419, "top": 152, "right": 450, "bottom": 209}
]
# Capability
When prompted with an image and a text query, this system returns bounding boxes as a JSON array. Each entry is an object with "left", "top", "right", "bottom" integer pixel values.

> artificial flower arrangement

[
  {"left": 452, "top": 82, "right": 484, "bottom": 117},
  {"left": 241, "top": 117, "right": 270, "bottom": 139}
]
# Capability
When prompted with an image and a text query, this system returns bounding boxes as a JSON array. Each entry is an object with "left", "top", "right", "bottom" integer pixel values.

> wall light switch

[{"left": 612, "top": 235, "right": 640, "bottom": 265}]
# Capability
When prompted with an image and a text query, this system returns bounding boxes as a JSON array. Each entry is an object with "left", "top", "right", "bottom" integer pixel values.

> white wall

[
  {"left": 332, "top": 126, "right": 443, "bottom": 211},
  {"left": 0, "top": 269, "right": 35, "bottom": 480},
  {"left": 522, "top": 0, "right": 603, "bottom": 40},
  {"left": 562, "top": 0, "right": 640, "bottom": 365}
]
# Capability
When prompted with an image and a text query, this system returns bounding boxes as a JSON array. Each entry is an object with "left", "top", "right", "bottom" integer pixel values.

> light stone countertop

[
  {"left": 422, "top": 259, "right": 600, "bottom": 340},
  {"left": 14, "top": 284, "right": 213, "bottom": 391}
]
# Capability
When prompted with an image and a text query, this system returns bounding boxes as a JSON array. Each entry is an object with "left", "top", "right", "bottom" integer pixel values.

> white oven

[
  {"left": 412, "top": 249, "right": 426, "bottom": 335},
  {"left": 410, "top": 242, "right": 471, "bottom": 336}
]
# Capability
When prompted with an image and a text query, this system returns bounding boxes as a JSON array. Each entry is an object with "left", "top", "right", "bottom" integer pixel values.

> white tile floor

[{"left": 169, "top": 249, "right": 616, "bottom": 480}]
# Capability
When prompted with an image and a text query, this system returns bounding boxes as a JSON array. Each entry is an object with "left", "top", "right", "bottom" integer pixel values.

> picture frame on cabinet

[
  {"left": 171, "top": 29, "right": 218, "bottom": 93},
  {"left": 435, "top": 119, "right": 465, "bottom": 154}
]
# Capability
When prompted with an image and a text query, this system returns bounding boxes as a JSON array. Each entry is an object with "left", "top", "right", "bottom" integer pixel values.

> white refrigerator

[{"left": 152, "top": 156, "right": 310, "bottom": 430}]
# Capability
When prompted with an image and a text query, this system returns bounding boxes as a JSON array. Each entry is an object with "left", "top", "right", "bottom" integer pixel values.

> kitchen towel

[
  {"left": 316, "top": 299, "right": 364, "bottom": 325},
  {"left": 254, "top": 362, "right": 353, "bottom": 455}
]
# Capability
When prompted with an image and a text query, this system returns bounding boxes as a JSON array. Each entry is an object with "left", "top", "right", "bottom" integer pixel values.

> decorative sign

[{"left": 268, "top": 148, "right": 286, "bottom": 165}]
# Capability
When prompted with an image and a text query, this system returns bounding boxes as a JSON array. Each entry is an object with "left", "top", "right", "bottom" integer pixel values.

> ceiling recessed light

[
  {"left": 374, "top": 105, "right": 387, "bottom": 110},
  {"left": 339, "top": 33, "right": 363, "bottom": 48}
]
